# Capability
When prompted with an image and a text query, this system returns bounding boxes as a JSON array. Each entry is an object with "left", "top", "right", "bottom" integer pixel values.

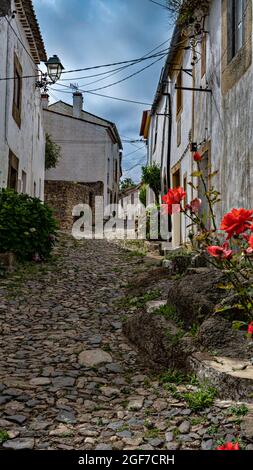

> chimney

[
  {"left": 41, "top": 93, "right": 49, "bottom": 109},
  {"left": 73, "top": 91, "right": 83, "bottom": 118}
]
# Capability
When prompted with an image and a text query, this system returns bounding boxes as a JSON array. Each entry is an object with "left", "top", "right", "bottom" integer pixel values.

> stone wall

[{"left": 44, "top": 180, "right": 103, "bottom": 230}]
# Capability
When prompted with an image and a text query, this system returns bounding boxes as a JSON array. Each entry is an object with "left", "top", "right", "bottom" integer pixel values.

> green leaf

[
  {"left": 232, "top": 321, "right": 247, "bottom": 330},
  {"left": 208, "top": 170, "right": 219, "bottom": 179},
  {"left": 191, "top": 171, "right": 202, "bottom": 177}
]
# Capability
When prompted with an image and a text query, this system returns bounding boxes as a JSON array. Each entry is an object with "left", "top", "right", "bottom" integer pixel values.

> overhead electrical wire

[
  {"left": 148, "top": 0, "right": 173, "bottom": 11},
  {"left": 123, "top": 145, "right": 146, "bottom": 158},
  {"left": 54, "top": 54, "right": 165, "bottom": 95},
  {"left": 59, "top": 38, "right": 172, "bottom": 83},
  {"left": 50, "top": 87, "right": 153, "bottom": 105},
  {"left": 0, "top": 49, "right": 179, "bottom": 82},
  {"left": 124, "top": 156, "right": 147, "bottom": 173}
]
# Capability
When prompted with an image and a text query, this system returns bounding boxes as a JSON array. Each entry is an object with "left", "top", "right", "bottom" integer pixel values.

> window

[
  {"left": 89, "top": 192, "right": 93, "bottom": 208},
  {"left": 176, "top": 70, "right": 183, "bottom": 115},
  {"left": 38, "top": 114, "right": 40, "bottom": 140},
  {"left": 177, "top": 116, "right": 181, "bottom": 147},
  {"left": 153, "top": 115, "right": 158, "bottom": 153},
  {"left": 21, "top": 170, "right": 26, "bottom": 193},
  {"left": 221, "top": 0, "right": 251, "bottom": 94},
  {"left": 114, "top": 160, "right": 118, "bottom": 181},
  {"left": 39, "top": 178, "right": 42, "bottom": 199},
  {"left": 228, "top": 0, "right": 246, "bottom": 62},
  {"left": 12, "top": 54, "right": 22, "bottom": 127},
  {"left": 8, "top": 151, "right": 19, "bottom": 190},
  {"left": 34, "top": 181, "right": 36, "bottom": 197},
  {"left": 183, "top": 174, "right": 188, "bottom": 209},
  {"left": 201, "top": 34, "right": 207, "bottom": 77}
]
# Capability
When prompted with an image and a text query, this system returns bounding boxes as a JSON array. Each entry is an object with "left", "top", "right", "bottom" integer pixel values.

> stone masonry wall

[{"left": 44, "top": 180, "right": 103, "bottom": 230}]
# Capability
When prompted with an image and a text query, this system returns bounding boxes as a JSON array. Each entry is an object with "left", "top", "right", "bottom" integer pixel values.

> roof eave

[{"left": 15, "top": 0, "right": 47, "bottom": 63}]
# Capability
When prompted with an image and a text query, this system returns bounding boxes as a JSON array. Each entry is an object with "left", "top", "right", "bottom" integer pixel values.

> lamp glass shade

[{"left": 45, "top": 55, "right": 64, "bottom": 83}]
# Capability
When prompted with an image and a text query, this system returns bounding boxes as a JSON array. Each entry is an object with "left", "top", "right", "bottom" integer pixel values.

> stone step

[{"left": 189, "top": 353, "right": 253, "bottom": 401}]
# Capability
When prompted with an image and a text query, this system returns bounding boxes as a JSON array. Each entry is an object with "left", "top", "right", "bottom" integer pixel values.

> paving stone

[
  {"left": 165, "top": 432, "right": 174, "bottom": 442},
  {"left": 78, "top": 349, "right": 112, "bottom": 367},
  {"left": 56, "top": 410, "right": 76, "bottom": 424},
  {"left": 29, "top": 377, "right": 51, "bottom": 386},
  {"left": 179, "top": 420, "right": 191, "bottom": 433},
  {"left": 7, "top": 415, "right": 27, "bottom": 424},
  {"left": 52, "top": 376, "right": 75, "bottom": 388},
  {"left": 166, "top": 442, "right": 180, "bottom": 450},
  {"left": 148, "top": 438, "right": 164, "bottom": 447},
  {"left": 127, "top": 397, "right": 144, "bottom": 411},
  {"left": 106, "top": 363, "right": 123, "bottom": 373},
  {"left": 117, "top": 430, "right": 132, "bottom": 438},
  {"left": 95, "top": 443, "right": 113, "bottom": 450},
  {"left": 3, "top": 438, "right": 34, "bottom": 450},
  {"left": 201, "top": 439, "right": 213, "bottom": 450},
  {"left": 107, "top": 421, "right": 124, "bottom": 431},
  {"left": 100, "top": 386, "right": 120, "bottom": 397}
]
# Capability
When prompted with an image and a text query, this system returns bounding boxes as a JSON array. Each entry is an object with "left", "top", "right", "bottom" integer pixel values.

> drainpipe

[{"left": 166, "top": 92, "right": 172, "bottom": 233}]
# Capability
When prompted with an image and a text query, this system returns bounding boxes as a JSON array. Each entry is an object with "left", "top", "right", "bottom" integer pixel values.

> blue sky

[{"left": 34, "top": 0, "right": 173, "bottom": 181}]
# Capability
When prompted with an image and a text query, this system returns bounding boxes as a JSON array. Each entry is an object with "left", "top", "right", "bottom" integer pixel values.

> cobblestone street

[{"left": 0, "top": 236, "right": 251, "bottom": 450}]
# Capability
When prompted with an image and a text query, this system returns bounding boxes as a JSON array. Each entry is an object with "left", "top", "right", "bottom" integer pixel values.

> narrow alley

[{"left": 0, "top": 236, "right": 249, "bottom": 451}]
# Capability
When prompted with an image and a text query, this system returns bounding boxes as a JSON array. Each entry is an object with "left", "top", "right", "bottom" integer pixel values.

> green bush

[
  {"left": 0, "top": 189, "right": 58, "bottom": 261},
  {"left": 139, "top": 184, "right": 147, "bottom": 207},
  {"left": 45, "top": 133, "right": 61, "bottom": 170},
  {"left": 141, "top": 164, "right": 161, "bottom": 204}
]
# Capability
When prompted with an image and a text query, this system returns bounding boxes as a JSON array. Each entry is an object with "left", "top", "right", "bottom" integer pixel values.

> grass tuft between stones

[{"left": 183, "top": 386, "right": 218, "bottom": 411}]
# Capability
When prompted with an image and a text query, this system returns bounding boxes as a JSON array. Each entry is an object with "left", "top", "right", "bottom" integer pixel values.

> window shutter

[{"left": 227, "top": 0, "right": 234, "bottom": 63}]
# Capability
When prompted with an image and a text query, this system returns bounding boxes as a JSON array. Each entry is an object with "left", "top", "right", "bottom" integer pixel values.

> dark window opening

[
  {"left": 8, "top": 151, "right": 19, "bottom": 190},
  {"left": 228, "top": 0, "right": 246, "bottom": 62},
  {"left": 12, "top": 54, "right": 22, "bottom": 127},
  {"left": 176, "top": 70, "right": 183, "bottom": 114}
]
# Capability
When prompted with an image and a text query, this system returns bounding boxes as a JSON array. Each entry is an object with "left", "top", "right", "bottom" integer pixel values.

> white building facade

[
  {"left": 0, "top": 0, "right": 47, "bottom": 199},
  {"left": 43, "top": 92, "right": 122, "bottom": 209},
  {"left": 142, "top": 0, "right": 253, "bottom": 248}
]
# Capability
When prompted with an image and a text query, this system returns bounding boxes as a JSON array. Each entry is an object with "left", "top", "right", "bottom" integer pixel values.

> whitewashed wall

[
  {"left": 194, "top": 0, "right": 253, "bottom": 223},
  {"left": 0, "top": 6, "right": 45, "bottom": 199},
  {"left": 44, "top": 107, "right": 121, "bottom": 207}
]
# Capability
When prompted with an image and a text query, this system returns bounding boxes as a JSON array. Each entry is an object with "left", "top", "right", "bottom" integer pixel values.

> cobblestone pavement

[{"left": 0, "top": 236, "right": 252, "bottom": 450}]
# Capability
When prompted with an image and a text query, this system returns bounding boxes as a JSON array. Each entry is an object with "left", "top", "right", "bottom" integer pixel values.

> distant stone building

[
  {"left": 0, "top": 0, "right": 47, "bottom": 199},
  {"left": 42, "top": 92, "right": 122, "bottom": 228}
]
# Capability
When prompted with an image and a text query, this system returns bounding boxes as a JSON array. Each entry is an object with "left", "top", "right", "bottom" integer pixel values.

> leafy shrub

[
  {"left": 45, "top": 133, "right": 61, "bottom": 170},
  {"left": 139, "top": 184, "right": 147, "bottom": 207},
  {"left": 0, "top": 189, "right": 58, "bottom": 261},
  {"left": 141, "top": 164, "right": 161, "bottom": 204},
  {"left": 0, "top": 430, "right": 9, "bottom": 444},
  {"left": 229, "top": 404, "right": 248, "bottom": 417}
]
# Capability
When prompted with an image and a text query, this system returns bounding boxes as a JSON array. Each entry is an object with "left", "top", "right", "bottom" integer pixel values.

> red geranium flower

[
  {"left": 162, "top": 187, "right": 186, "bottom": 215},
  {"left": 193, "top": 152, "right": 202, "bottom": 161},
  {"left": 207, "top": 243, "right": 233, "bottom": 260},
  {"left": 216, "top": 442, "right": 240, "bottom": 450},
  {"left": 248, "top": 322, "right": 253, "bottom": 335},
  {"left": 220, "top": 208, "right": 253, "bottom": 239}
]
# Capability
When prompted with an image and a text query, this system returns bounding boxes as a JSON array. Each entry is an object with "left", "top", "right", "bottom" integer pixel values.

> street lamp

[
  {"left": 36, "top": 55, "right": 64, "bottom": 91},
  {"left": 45, "top": 55, "right": 64, "bottom": 83}
]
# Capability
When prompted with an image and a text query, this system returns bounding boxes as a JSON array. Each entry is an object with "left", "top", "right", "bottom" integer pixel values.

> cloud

[{"left": 33, "top": 0, "right": 173, "bottom": 182}]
